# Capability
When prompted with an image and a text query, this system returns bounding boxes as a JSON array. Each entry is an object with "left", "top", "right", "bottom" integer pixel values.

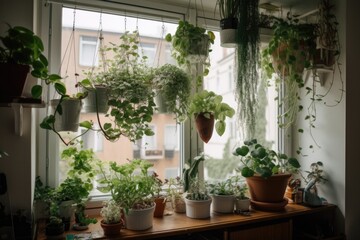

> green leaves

[{"left": 234, "top": 146, "right": 249, "bottom": 156}]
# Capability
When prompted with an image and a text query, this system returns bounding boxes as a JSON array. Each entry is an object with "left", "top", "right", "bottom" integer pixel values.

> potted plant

[
  {"left": 91, "top": 30, "right": 156, "bottom": 142},
  {"left": 153, "top": 64, "right": 191, "bottom": 122},
  {"left": 45, "top": 216, "right": 65, "bottom": 237},
  {"left": 302, "top": 161, "right": 328, "bottom": 207},
  {"left": 208, "top": 178, "right": 235, "bottom": 213},
  {"left": 166, "top": 177, "right": 186, "bottom": 213},
  {"left": 100, "top": 199, "right": 123, "bottom": 236},
  {"left": 73, "top": 201, "right": 97, "bottom": 231},
  {"left": 0, "top": 25, "right": 62, "bottom": 101},
  {"left": 262, "top": 15, "right": 316, "bottom": 129},
  {"left": 217, "top": 0, "right": 240, "bottom": 47},
  {"left": 79, "top": 78, "right": 110, "bottom": 114},
  {"left": 33, "top": 176, "right": 54, "bottom": 221},
  {"left": 98, "top": 159, "right": 157, "bottom": 230},
  {"left": 165, "top": 20, "right": 215, "bottom": 86},
  {"left": 183, "top": 153, "right": 212, "bottom": 219},
  {"left": 153, "top": 172, "right": 167, "bottom": 218},
  {"left": 233, "top": 139, "right": 301, "bottom": 211},
  {"left": 188, "top": 90, "right": 235, "bottom": 143},
  {"left": 233, "top": 178, "right": 250, "bottom": 212}
]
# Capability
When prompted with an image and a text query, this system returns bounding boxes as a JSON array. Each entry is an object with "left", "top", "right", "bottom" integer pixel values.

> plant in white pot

[
  {"left": 208, "top": 178, "right": 235, "bottom": 213},
  {"left": 183, "top": 153, "right": 212, "bottom": 219},
  {"left": 233, "top": 139, "right": 301, "bottom": 211},
  {"left": 166, "top": 177, "right": 186, "bottom": 213},
  {"left": 233, "top": 177, "right": 250, "bottom": 213},
  {"left": 217, "top": 0, "right": 240, "bottom": 47},
  {"left": 98, "top": 159, "right": 157, "bottom": 230}
]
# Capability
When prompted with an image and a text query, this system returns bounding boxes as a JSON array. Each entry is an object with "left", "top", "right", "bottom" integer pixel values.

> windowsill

[{"left": 36, "top": 203, "right": 337, "bottom": 240}]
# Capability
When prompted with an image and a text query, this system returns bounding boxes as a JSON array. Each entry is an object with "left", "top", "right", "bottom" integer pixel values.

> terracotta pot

[
  {"left": 195, "top": 112, "right": 214, "bottom": 143},
  {"left": 0, "top": 63, "right": 30, "bottom": 102},
  {"left": 246, "top": 174, "right": 291, "bottom": 203},
  {"left": 154, "top": 197, "right": 166, "bottom": 218},
  {"left": 100, "top": 220, "right": 122, "bottom": 236}
]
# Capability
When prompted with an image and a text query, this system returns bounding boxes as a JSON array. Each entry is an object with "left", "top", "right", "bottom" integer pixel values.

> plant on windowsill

[
  {"left": 165, "top": 20, "right": 215, "bottom": 87},
  {"left": 233, "top": 178, "right": 250, "bottom": 212},
  {"left": 217, "top": 0, "right": 240, "bottom": 47},
  {"left": 188, "top": 90, "right": 235, "bottom": 143},
  {"left": 98, "top": 159, "right": 157, "bottom": 230},
  {"left": 153, "top": 64, "right": 191, "bottom": 122},
  {"left": 86, "top": 30, "right": 155, "bottom": 143},
  {"left": 208, "top": 177, "right": 236, "bottom": 213},
  {"left": 233, "top": 139, "right": 301, "bottom": 211},
  {"left": 165, "top": 177, "right": 186, "bottom": 213},
  {"left": 45, "top": 202, "right": 65, "bottom": 237},
  {"left": 183, "top": 153, "right": 212, "bottom": 219},
  {"left": 100, "top": 199, "right": 123, "bottom": 236},
  {"left": 153, "top": 172, "right": 167, "bottom": 218},
  {"left": 0, "top": 25, "right": 62, "bottom": 102}
]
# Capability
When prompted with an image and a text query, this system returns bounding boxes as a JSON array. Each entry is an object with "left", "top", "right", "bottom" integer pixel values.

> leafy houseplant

[
  {"left": 217, "top": 0, "right": 240, "bottom": 47},
  {"left": 165, "top": 177, "right": 186, "bottom": 213},
  {"left": 153, "top": 64, "right": 191, "bottom": 122},
  {"left": 233, "top": 179, "right": 250, "bottom": 212},
  {"left": 98, "top": 159, "right": 157, "bottom": 230},
  {"left": 183, "top": 153, "right": 212, "bottom": 219},
  {"left": 100, "top": 199, "right": 123, "bottom": 236},
  {"left": 262, "top": 15, "right": 316, "bottom": 130},
  {"left": 233, "top": 139, "right": 301, "bottom": 211},
  {"left": 165, "top": 20, "right": 215, "bottom": 86},
  {"left": 0, "top": 25, "right": 62, "bottom": 100},
  {"left": 208, "top": 178, "right": 235, "bottom": 213},
  {"left": 90, "top": 30, "right": 156, "bottom": 142},
  {"left": 188, "top": 90, "right": 235, "bottom": 143}
]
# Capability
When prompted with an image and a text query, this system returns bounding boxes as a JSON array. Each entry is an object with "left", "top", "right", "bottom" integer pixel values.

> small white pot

[
  {"left": 220, "top": 28, "right": 237, "bottom": 48},
  {"left": 185, "top": 198, "right": 212, "bottom": 219},
  {"left": 50, "top": 98, "right": 82, "bottom": 132},
  {"left": 59, "top": 200, "right": 75, "bottom": 220},
  {"left": 211, "top": 194, "right": 235, "bottom": 213},
  {"left": 81, "top": 86, "right": 109, "bottom": 113},
  {"left": 124, "top": 204, "right": 155, "bottom": 230},
  {"left": 235, "top": 198, "right": 250, "bottom": 212}
]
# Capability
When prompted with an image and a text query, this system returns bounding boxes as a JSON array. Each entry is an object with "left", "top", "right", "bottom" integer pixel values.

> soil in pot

[{"left": 195, "top": 113, "right": 214, "bottom": 143}]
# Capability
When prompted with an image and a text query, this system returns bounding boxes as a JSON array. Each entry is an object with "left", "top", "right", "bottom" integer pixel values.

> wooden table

[{"left": 36, "top": 203, "right": 341, "bottom": 240}]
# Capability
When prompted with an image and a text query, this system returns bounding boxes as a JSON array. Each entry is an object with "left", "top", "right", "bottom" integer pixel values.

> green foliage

[
  {"left": 262, "top": 15, "right": 316, "bottom": 130},
  {"left": 0, "top": 25, "right": 62, "bottom": 98},
  {"left": 153, "top": 64, "right": 191, "bottom": 122},
  {"left": 208, "top": 178, "right": 235, "bottom": 195},
  {"left": 75, "top": 202, "right": 97, "bottom": 226},
  {"left": 165, "top": 20, "right": 215, "bottom": 86},
  {"left": 303, "top": 161, "right": 327, "bottom": 185},
  {"left": 98, "top": 159, "right": 157, "bottom": 213},
  {"left": 183, "top": 153, "right": 210, "bottom": 200},
  {"left": 34, "top": 176, "right": 54, "bottom": 202},
  {"left": 236, "top": 0, "right": 260, "bottom": 139},
  {"left": 217, "top": 0, "right": 240, "bottom": 19},
  {"left": 88, "top": 31, "right": 155, "bottom": 142},
  {"left": 233, "top": 139, "right": 301, "bottom": 179},
  {"left": 188, "top": 90, "right": 235, "bottom": 136}
]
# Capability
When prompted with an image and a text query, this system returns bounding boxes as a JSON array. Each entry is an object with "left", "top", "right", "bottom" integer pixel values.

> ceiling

[{"left": 147, "top": 0, "right": 319, "bottom": 18}]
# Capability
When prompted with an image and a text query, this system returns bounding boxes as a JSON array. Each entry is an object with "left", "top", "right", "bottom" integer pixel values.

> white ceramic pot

[
  {"left": 220, "top": 28, "right": 237, "bottom": 48},
  {"left": 211, "top": 194, "right": 235, "bottom": 213},
  {"left": 50, "top": 98, "right": 82, "bottom": 132},
  {"left": 124, "top": 204, "right": 156, "bottom": 230},
  {"left": 81, "top": 86, "right": 109, "bottom": 113},
  {"left": 185, "top": 198, "right": 212, "bottom": 219},
  {"left": 235, "top": 198, "right": 251, "bottom": 212}
]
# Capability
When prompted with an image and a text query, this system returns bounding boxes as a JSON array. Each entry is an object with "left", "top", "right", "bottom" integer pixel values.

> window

[
  {"left": 79, "top": 35, "right": 99, "bottom": 66},
  {"left": 164, "top": 125, "right": 179, "bottom": 150},
  {"left": 203, "top": 31, "right": 278, "bottom": 182},
  {"left": 81, "top": 123, "right": 103, "bottom": 152},
  {"left": 140, "top": 42, "right": 157, "bottom": 66}
]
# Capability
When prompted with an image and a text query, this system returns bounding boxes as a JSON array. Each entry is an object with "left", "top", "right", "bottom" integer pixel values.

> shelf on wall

[
  {"left": 304, "top": 66, "right": 334, "bottom": 86},
  {"left": 0, "top": 97, "right": 45, "bottom": 136}
]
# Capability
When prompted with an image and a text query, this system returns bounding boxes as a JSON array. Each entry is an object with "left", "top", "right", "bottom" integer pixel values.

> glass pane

[
  {"left": 59, "top": 8, "right": 180, "bottom": 196},
  {"left": 203, "top": 31, "right": 278, "bottom": 182}
]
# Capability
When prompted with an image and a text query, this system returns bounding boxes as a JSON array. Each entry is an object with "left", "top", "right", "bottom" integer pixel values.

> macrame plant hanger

[{"left": 46, "top": 7, "right": 92, "bottom": 146}]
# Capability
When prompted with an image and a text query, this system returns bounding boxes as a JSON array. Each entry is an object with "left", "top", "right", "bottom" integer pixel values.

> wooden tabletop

[{"left": 36, "top": 203, "right": 336, "bottom": 240}]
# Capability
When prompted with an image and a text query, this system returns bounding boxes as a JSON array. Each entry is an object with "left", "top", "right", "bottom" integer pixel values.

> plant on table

[{"left": 165, "top": 177, "right": 186, "bottom": 213}]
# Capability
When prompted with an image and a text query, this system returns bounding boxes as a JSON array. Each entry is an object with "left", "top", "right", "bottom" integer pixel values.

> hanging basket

[
  {"left": 81, "top": 85, "right": 109, "bottom": 113},
  {"left": 50, "top": 98, "right": 82, "bottom": 132},
  {"left": 220, "top": 18, "right": 238, "bottom": 48},
  {"left": 186, "top": 35, "right": 210, "bottom": 63},
  {"left": 195, "top": 112, "right": 214, "bottom": 143}
]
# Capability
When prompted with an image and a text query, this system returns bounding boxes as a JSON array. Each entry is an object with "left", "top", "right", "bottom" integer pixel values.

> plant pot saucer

[
  {"left": 72, "top": 223, "right": 89, "bottom": 231},
  {"left": 250, "top": 198, "right": 288, "bottom": 212}
]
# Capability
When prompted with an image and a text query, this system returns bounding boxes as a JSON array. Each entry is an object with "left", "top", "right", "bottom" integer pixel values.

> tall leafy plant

[{"left": 235, "top": 0, "right": 260, "bottom": 139}]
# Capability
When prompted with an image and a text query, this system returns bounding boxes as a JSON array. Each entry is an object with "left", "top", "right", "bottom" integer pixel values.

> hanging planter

[
  {"left": 50, "top": 98, "right": 83, "bottom": 132},
  {"left": 195, "top": 112, "right": 214, "bottom": 143},
  {"left": 217, "top": 0, "right": 240, "bottom": 47},
  {"left": 188, "top": 90, "right": 235, "bottom": 143},
  {"left": 81, "top": 85, "right": 109, "bottom": 113}
]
